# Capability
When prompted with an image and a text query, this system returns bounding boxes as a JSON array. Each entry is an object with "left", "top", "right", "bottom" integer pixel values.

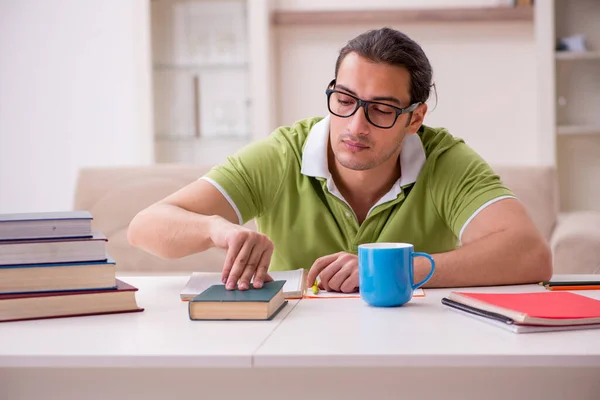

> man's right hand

[{"left": 208, "top": 216, "right": 274, "bottom": 290}]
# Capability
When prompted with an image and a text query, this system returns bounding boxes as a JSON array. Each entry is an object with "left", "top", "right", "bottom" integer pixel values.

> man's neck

[{"left": 328, "top": 146, "right": 401, "bottom": 223}]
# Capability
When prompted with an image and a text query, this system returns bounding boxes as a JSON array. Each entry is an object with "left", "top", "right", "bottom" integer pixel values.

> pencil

[
  {"left": 540, "top": 281, "right": 600, "bottom": 287},
  {"left": 546, "top": 285, "right": 600, "bottom": 291},
  {"left": 312, "top": 280, "right": 319, "bottom": 294}
]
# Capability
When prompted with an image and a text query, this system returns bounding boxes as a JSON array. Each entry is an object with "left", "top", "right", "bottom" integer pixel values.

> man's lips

[{"left": 342, "top": 139, "right": 369, "bottom": 149}]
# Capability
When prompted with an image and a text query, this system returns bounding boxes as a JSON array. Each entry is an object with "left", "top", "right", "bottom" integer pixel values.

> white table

[
  {"left": 256, "top": 282, "right": 600, "bottom": 368},
  {"left": 255, "top": 277, "right": 600, "bottom": 399},
  {"left": 0, "top": 276, "right": 297, "bottom": 368},
  {"left": 1, "top": 275, "right": 599, "bottom": 400}
]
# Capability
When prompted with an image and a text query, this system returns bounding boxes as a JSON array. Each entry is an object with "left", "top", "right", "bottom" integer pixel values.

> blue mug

[{"left": 358, "top": 243, "right": 435, "bottom": 307}]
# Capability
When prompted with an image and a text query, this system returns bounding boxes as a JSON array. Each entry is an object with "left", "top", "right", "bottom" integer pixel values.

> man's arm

[
  {"left": 128, "top": 133, "right": 287, "bottom": 259},
  {"left": 415, "top": 197, "right": 552, "bottom": 288},
  {"left": 128, "top": 178, "right": 275, "bottom": 289},
  {"left": 128, "top": 134, "right": 289, "bottom": 289},
  {"left": 127, "top": 179, "right": 239, "bottom": 259}
]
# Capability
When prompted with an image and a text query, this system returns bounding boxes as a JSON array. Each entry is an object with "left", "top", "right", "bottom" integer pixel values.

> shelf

[
  {"left": 155, "top": 135, "right": 250, "bottom": 142},
  {"left": 155, "top": 135, "right": 198, "bottom": 142},
  {"left": 153, "top": 63, "right": 248, "bottom": 71},
  {"left": 154, "top": 136, "right": 251, "bottom": 165},
  {"left": 272, "top": 6, "right": 533, "bottom": 25},
  {"left": 557, "top": 125, "right": 600, "bottom": 135},
  {"left": 555, "top": 51, "right": 600, "bottom": 61}
]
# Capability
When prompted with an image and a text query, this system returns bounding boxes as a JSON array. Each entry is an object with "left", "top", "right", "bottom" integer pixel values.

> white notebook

[
  {"left": 445, "top": 305, "right": 600, "bottom": 334},
  {"left": 180, "top": 269, "right": 425, "bottom": 300},
  {"left": 303, "top": 287, "right": 424, "bottom": 299},
  {"left": 180, "top": 269, "right": 308, "bottom": 301}
]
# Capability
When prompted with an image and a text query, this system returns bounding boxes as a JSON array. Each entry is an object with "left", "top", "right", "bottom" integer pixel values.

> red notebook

[{"left": 447, "top": 291, "right": 600, "bottom": 326}]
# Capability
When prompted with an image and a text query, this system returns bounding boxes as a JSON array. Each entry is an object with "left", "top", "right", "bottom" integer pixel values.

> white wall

[
  {"left": 0, "top": 0, "right": 153, "bottom": 214},
  {"left": 275, "top": 21, "right": 540, "bottom": 166}
]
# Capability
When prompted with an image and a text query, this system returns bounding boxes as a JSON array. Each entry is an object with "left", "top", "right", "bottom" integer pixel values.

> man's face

[{"left": 329, "top": 52, "right": 423, "bottom": 171}]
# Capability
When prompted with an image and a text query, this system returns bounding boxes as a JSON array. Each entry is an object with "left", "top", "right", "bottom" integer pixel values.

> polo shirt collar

[{"left": 300, "top": 114, "right": 427, "bottom": 190}]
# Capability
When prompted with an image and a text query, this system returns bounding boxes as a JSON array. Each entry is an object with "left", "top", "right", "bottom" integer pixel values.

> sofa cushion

[
  {"left": 492, "top": 166, "right": 558, "bottom": 240},
  {"left": 74, "top": 165, "right": 227, "bottom": 273},
  {"left": 551, "top": 211, "right": 600, "bottom": 274},
  {"left": 74, "top": 164, "right": 559, "bottom": 273}
]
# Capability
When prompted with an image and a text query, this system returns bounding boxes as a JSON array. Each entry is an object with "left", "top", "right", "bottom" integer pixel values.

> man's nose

[{"left": 348, "top": 105, "right": 370, "bottom": 136}]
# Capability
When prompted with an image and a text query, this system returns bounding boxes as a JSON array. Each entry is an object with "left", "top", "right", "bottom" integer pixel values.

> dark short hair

[{"left": 334, "top": 27, "right": 435, "bottom": 105}]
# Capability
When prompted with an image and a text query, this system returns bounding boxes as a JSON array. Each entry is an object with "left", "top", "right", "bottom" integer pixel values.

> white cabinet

[{"left": 538, "top": 0, "right": 600, "bottom": 212}]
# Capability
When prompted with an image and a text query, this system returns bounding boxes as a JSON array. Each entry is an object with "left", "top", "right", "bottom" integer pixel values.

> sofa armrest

[{"left": 550, "top": 211, "right": 600, "bottom": 274}]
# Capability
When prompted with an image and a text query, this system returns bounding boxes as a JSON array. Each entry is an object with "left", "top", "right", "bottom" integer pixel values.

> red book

[
  {"left": 447, "top": 291, "right": 600, "bottom": 326},
  {"left": 0, "top": 279, "right": 143, "bottom": 322}
]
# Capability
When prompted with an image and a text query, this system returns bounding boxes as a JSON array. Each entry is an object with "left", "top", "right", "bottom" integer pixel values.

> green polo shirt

[{"left": 201, "top": 115, "right": 515, "bottom": 272}]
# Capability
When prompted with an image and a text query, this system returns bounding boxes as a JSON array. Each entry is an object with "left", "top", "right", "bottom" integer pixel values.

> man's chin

[{"left": 336, "top": 155, "right": 375, "bottom": 171}]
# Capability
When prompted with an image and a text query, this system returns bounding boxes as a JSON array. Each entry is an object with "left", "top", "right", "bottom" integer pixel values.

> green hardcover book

[{"left": 188, "top": 280, "right": 288, "bottom": 321}]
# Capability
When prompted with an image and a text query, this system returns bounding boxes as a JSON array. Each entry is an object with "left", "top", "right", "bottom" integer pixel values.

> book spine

[{"left": 441, "top": 298, "right": 515, "bottom": 325}]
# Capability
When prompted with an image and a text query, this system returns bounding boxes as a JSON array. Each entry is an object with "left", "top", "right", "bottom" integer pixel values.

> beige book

[{"left": 181, "top": 268, "right": 308, "bottom": 301}]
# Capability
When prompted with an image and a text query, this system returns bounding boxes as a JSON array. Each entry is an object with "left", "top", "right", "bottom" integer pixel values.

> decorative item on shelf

[
  {"left": 513, "top": 0, "right": 534, "bottom": 6},
  {"left": 174, "top": 0, "right": 247, "bottom": 66},
  {"left": 199, "top": 68, "right": 250, "bottom": 139},
  {"left": 557, "top": 96, "right": 567, "bottom": 112},
  {"left": 193, "top": 74, "right": 200, "bottom": 138},
  {"left": 556, "top": 34, "right": 588, "bottom": 53},
  {"left": 153, "top": 69, "right": 197, "bottom": 140}
]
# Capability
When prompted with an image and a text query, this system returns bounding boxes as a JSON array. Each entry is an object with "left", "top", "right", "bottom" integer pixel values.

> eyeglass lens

[{"left": 328, "top": 91, "right": 397, "bottom": 128}]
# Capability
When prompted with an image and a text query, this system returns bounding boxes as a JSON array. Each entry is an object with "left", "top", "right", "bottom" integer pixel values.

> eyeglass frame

[{"left": 325, "top": 79, "right": 421, "bottom": 129}]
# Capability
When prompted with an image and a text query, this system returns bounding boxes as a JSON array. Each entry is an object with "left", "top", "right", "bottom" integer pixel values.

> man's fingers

[
  {"left": 237, "top": 237, "right": 265, "bottom": 290},
  {"left": 238, "top": 257, "right": 259, "bottom": 291},
  {"left": 239, "top": 251, "right": 263, "bottom": 290},
  {"left": 306, "top": 253, "right": 340, "bottom": 287},
  {"left": 326, "top": 262, "right": 352, "bottom": 292},
  {"left": 319, "top": 258, "right": 345, "bottom": 292},
  {"left": 340, "top": 269, "right": 359, "bottom": 293},
  {"left": 251, "top": 255, "right": 268, "bottom": 289},
  {"left": 226, "top": 240, "right": 255, "bottom": 290},
  {"left": 253, "top": 241, "right": 274, "bottom": 288},
  {"left": 222, "top": 235, "right": 245, "bottom": 284}
]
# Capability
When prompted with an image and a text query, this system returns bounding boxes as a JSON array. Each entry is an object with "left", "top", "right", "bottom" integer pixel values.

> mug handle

[{"left": 411, "top": 252, "right": 435, "bottom": 290}]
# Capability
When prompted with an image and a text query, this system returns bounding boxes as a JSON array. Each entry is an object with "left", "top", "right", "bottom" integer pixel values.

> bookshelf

[
  {"left": 557, "top": 125, "right": 600, "bottom": 136},
  {"left": 148, "top": 0, "right": 540, "bottom": 167},
  {"left": 272, "top": 5, "right": 534, "bottom": 25},
  {"left": 149, "top": 0, "right": 274, "bottom": 166},
  {"left": 555, "top": 50, "right": 600, "bottom": 61},
  {"left": 149, "top": 0, "right": 538, "bottom": 166},
  {"left": 538, "top": 0, "right": 600, "bottom": 212}
]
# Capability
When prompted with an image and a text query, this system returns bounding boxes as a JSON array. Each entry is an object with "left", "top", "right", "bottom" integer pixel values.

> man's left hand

[{"left": 306, "top": 252, "right": 359, "bottom": 293}]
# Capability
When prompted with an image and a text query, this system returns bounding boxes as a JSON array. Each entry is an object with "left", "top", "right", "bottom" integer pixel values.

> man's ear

[{"left": 406, "top": 103, "right": 428, "bottom": 134}]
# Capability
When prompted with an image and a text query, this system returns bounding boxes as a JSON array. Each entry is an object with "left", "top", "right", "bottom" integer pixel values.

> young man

[{"left": 128, "top": 28, "right": 552, "bottom": 293}]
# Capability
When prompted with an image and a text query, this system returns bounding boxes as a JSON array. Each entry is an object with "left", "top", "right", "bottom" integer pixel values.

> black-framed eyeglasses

[{"left": 325, "top": 79, "right": 420, "bottom": 129}]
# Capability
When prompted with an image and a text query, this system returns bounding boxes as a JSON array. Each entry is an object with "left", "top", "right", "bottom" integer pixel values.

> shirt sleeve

[
  {"left": 200, "top": 133, "right": 290, "bottom": 225},
  {"left": 428, "top": 142, "right": 516, "bottom": 242}
]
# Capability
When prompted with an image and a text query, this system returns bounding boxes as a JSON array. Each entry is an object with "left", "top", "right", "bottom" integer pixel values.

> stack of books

[{"left": 0, "top": 211, "right": 143, "bottom": 322}]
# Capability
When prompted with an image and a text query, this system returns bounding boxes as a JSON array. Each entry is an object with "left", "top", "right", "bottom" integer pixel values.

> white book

[
  {"left": 0, "top": 232, "right": 107, "bottom": 266},
  {"left": 181, "top": 269, "right": 425, "bottom": 300},
  {"left": 0, "top": 211, "right": 92, "bottom": 241},
  {"left": 180, "top": 268, "right": 308, "bottom": 301}
]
